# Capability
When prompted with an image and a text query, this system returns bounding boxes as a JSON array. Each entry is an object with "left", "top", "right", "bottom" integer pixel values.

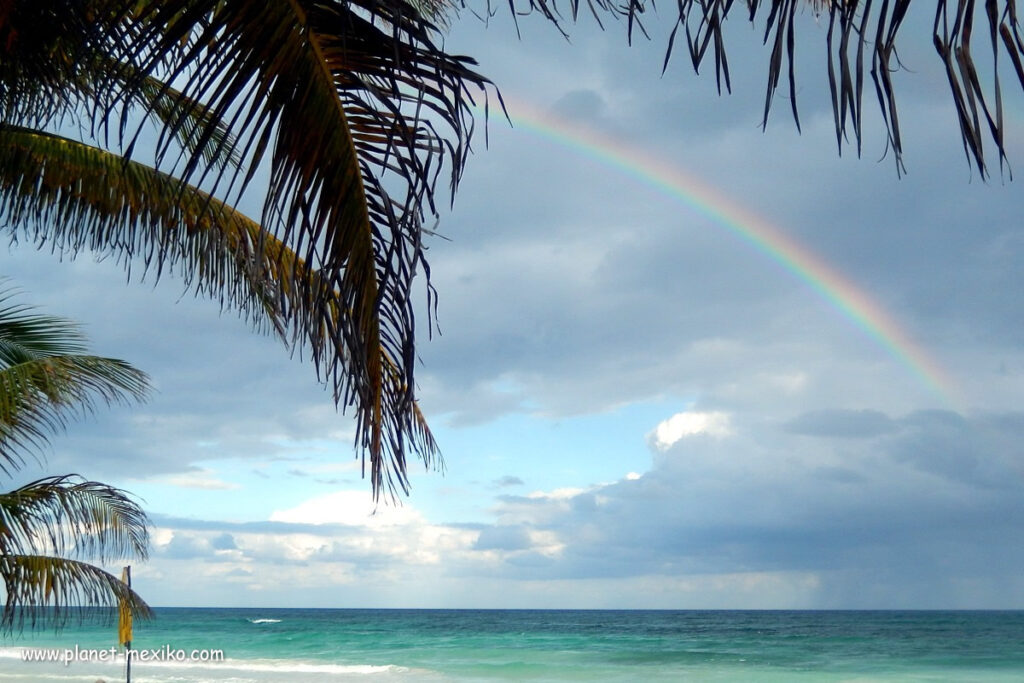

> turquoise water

[{"left": 1, "top": 609, "right": 1023, "bottom": 681}]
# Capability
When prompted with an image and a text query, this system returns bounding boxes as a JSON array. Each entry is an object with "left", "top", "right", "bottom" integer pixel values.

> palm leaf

[
  {"left": 0, "top": 124, "right": 291, "bottom": 333},
  {"left": 516, "top": 0, "right": 1024, "bottom": 175},
  {"left": 0, "top": 289, "right": 150, "bottom": 472},
  {"left": 0, "top": 554, "right": 152, "bottom": 633},
  {"left": 0, "top": 125, "right": 442, "bottom": 493},
  {"left": 0, "top": 0, "right": 126, "bottom": 126},
  {"left": 106, "top": 0, "right": 482, "bottom": 498},
  {"left": 0, "top": 293, "right": 153, "bottom": 633},
  {"left": 2, "top": 1, "right": 475, "bottom": 498},
  {"left": 0, "top": 1, "right": 239, "bottom": 173},
  {"left": 0, "top": 475, "right": 149, "bottom": 564}
]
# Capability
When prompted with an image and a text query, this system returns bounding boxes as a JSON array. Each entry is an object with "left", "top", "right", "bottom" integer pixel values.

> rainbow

[{"left": 490, "top": 97, "right": 959, "bottom": 406}]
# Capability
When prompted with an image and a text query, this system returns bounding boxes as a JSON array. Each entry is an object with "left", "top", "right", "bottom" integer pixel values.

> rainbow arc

[{"left": 495, "top": 98, "right": 959, "bottom": 406}]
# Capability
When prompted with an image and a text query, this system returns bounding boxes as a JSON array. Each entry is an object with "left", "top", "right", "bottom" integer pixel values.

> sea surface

[{"left": 1, "top": 609, "right": 1022, "bottom": 682}]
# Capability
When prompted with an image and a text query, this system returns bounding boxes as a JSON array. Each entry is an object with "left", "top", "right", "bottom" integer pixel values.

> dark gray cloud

[
  {"left": 550, "top": 89, "right": 608, "bottom": 124},
  {"left": 885, "top": 410, "right": 1024, "bottom": 490},
  {"left": 785, "top": 409, "right": 898, "bottom": 438}
]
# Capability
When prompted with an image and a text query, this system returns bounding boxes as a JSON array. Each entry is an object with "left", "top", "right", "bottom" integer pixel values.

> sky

[{"left": 5, "top": 5, "right": 1024, "bottom": 609}]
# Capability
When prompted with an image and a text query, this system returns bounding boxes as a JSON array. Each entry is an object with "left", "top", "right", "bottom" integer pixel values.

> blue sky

[{"left": 5, "top": 5, "right": 1024, "bottom": 608}]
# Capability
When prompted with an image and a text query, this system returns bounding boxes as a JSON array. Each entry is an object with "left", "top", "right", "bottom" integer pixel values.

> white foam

[
  {"left": 0, "top": 646, "right": 440, "bottom": 681},
  {"left": 143, "top": 657, "right": 407, "bottom": 675},
  {"left": 246, "top": 618, "right": 282, "bottom": 624}
]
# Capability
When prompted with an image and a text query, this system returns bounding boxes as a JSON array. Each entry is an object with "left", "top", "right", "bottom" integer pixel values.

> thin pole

[{"left": 124, "top": 566, "right": 132, "bottom": 683}]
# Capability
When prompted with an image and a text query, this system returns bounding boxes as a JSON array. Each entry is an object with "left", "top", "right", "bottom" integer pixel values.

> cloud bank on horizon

[{"left": 4, "top": 8, "right": 1024, "bottom": 608}]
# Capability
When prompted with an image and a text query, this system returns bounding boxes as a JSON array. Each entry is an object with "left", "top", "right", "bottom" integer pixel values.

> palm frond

[
  {"left": 134, "top": 75, "right": 243, "bottom": 172},
  {"left": 0, "top": 125, "right": 289, "bottom": 333},
  {"left": 0, "top": 287, "right": 150, "bottom": 472},
  {"left": 0, "top": 124, "right": 442, "bottom": 493},
  {"left": 0, "top": 554, "right": 152, "bottom": 633},
  {"left": 0, "top": 0, "right": 239, "bottom": 172},
  {"left": 108, "top": 0, "right": 484, "bottom": 498},
  {"left": 0, "top": 0, "right": 135, "bottom": 127},
  {"left": 507, "top": 0, "right": 1024, "bottom": 175},
  {"left": 0, "top": 355, "right": 149, "bottom": 472},
  {"left": 0, "top": 475, "right": 149, "bottom": 563},
  {"left": 0, "top": 289, "right": 153, "bottom": 633}
]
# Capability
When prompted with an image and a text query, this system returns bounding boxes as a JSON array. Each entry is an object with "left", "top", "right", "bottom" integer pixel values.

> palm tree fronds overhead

[
  {"left": 0, "top": 126, "right": 292, "bottom": 332},
  {"left": 115, "top": 0, "right": 488, "bottom": 498},
  {"left": 0, "top": 0, "right": 122, "bottom": 124},
  {"left": 508, "top": 0, "right": 1024, "bottom": 175},
  {"left": 0, "top": 123, "right": 443, "bottom": 496},
  {"left": 0, "top": 0, "right": 491, "bottom": 499}
]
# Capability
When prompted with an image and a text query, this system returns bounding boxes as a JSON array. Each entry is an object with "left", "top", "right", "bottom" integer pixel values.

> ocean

[{"left": 1, "top": 609, "right": 1022, "bottom": 682}]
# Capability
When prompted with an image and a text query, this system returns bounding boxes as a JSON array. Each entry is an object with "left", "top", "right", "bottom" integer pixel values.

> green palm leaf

[
  {"left": 0, "top": 125, "right": 441, "bottom": 495},
  {"left": 0, "top": 1, "right": 477, "bottom": 497},
  {"left": 0, "top": 294, "right": 152, "bottom": 632},
  {"left": 0, "top": 124, "right": 292, "bottom": 333},
  {"left": 0, "top": 288, "right": 151, "bottom": 473},
  {"left": 0, "top": 475, "right": 149, "bottom": 563},
  {"left": 0, "top": 554, "right": 151, "bottom": 632}
]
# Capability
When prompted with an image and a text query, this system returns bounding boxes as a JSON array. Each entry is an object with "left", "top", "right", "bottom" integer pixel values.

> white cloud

[
  {"left": 525, "top": 487, "right": 586, "bottom": 500},
  {"left": 161, "top": 470, "right": 241, "bottom": 490},
  {"left": 269, "top": 490, "right": 421, "bottom": 527},
  {"left": 650, "top": 410, "right": 732, "bottom": 450}
]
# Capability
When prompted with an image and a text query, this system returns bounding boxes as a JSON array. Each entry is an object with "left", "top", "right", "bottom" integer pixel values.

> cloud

[
  {"left": 473, "top": 525, "right": 532, "bottom": 551},
  {"left": 137, "top": 493, "right": 489, "bottom": 604},
  {"left": 784, "top": 409, "right": 898, "bottom": 438},
  {"left": 269, "top": 490, "right": 421, "bottom": 527},
  {"left": 159, "top": 532, "right": 214, "bottom": 560},
  {"left": 493, "top": 476, "right": 525, "bottom": 488},
  {"left": 549, "top": 89, "right": 609, "bottom": 125},
  {"left": 464, "top": 409, "right": 1024, "bottom": 606},
  {"left": 126, "top": 405, "right": 1024, "bottom": 608},
  {"left": 160, "top": 470, "right": 241, "bottom": 490},
  {"left": 650, "top": 411, "right": 731, "bottom": 450},
  {"left": 211, "top": 533, "right": 237, "bottom": 551}
]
